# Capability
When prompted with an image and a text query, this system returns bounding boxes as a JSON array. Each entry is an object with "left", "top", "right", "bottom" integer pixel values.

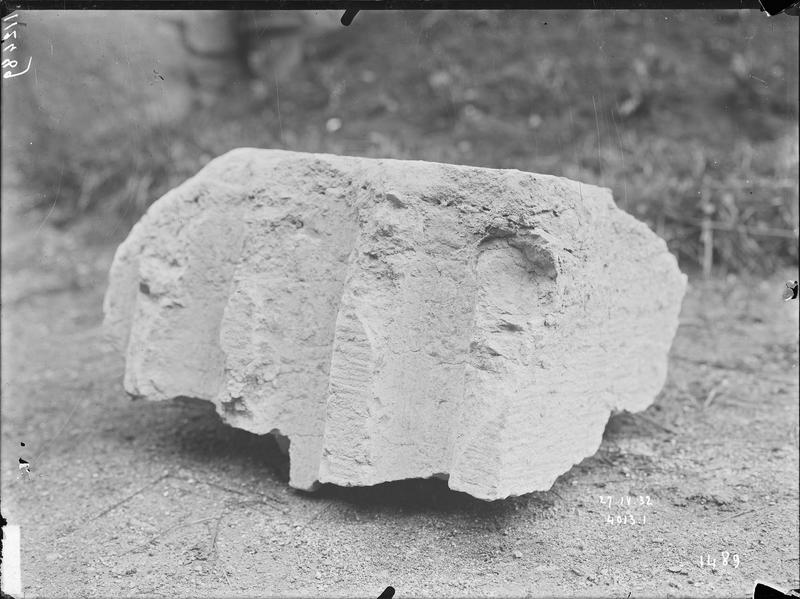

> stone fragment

[{"left": 103, "top": 148, "right": 687, "bottom": 500}]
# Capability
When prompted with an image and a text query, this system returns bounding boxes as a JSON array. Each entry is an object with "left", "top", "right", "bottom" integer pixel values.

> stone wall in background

[{"left": 1, "top": 11, "right": 339, "bottom": 167}]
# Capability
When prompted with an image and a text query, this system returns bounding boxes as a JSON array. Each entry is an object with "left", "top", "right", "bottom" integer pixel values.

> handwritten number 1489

[{"left": 699, "top": 552, "right": 740, "bottom": 569}]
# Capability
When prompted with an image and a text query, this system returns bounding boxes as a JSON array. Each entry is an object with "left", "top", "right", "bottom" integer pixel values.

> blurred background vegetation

[{"left": 2, "top": 9, "right": 798, "bottom": 275}]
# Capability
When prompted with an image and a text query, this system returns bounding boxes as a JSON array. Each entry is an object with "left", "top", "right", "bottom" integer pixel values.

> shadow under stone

[{"left": 119, "top": 394, "right": 639, "bottom": 520}]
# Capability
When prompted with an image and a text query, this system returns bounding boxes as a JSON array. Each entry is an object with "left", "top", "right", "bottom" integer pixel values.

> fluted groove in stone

[{"left": 103, "top": 148, "right": 687, "bottom": 501}]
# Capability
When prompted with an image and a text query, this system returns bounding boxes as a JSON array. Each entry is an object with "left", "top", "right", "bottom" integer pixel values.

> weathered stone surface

[{"left": 103, "top": 148, "right": 687, "bottom": 500}]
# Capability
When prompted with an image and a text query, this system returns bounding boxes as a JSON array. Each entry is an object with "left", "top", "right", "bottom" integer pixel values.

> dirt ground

[{"left": 1, "top": 194, "right": 799, "bottom": 598}]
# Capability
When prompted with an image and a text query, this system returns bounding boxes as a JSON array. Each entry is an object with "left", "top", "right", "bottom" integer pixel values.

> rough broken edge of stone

[{"left": 103, "top": 148, "right": 688, "bottom": 501}]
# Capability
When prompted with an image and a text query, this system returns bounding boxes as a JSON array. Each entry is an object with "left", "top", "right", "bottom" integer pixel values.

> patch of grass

[{"left": 11, "top": 10, "right": 799, "bottom": 274}]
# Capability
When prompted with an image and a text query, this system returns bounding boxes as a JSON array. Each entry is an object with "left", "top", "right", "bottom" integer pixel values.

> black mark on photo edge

[
  {"left": 377, "top": 586, "right": 395, "bottom": 599},
  {"left": 758, "top": 0, "right": 800, "bottom": 15},
  {"left": 341, "top": 8, "right": 359, "bottom": 26},
  {"left": 753, "top": 580, "right": 800, "bottom": 598},
  {"left": 0, "top": 511, "right": 9, "bottom": 578},
  {"left": 782, "top": 280, "right": 799, "bottom": 301}
]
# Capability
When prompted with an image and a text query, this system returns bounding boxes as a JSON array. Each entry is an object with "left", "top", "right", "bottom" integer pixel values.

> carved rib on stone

[{"left": 103, "top": 148, "right": 687, "bottom": 500}]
